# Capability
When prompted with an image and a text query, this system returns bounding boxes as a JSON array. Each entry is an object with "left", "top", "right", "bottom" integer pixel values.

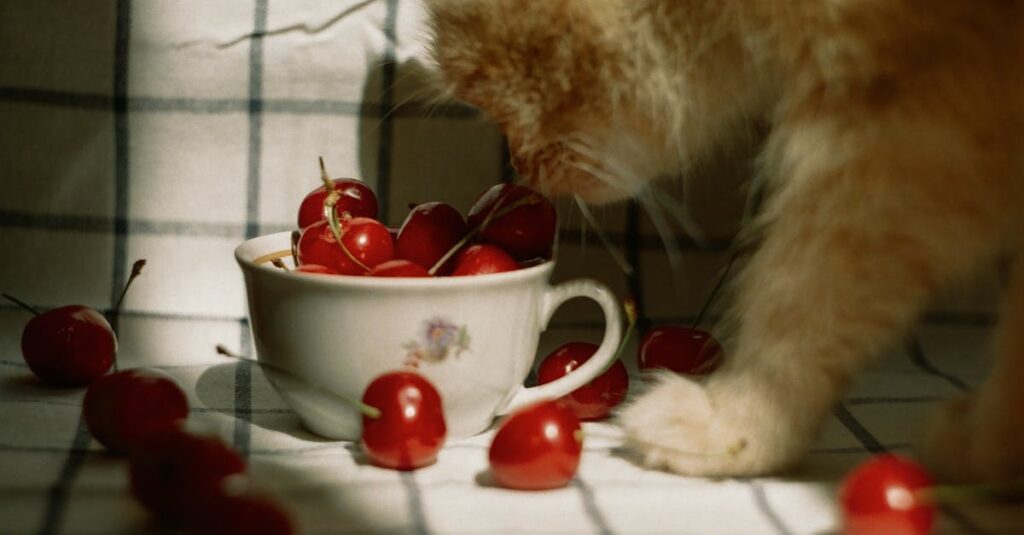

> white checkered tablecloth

[{"left": 1, "top": 1, "right": 1022, "bottom": 534}]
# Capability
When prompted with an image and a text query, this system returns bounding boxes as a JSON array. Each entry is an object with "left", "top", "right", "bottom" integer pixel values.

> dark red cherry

[
  {"left": 450, "top": 244, "right": 520, "bottom": 276},
  {"left": 839, "top": 454, "right": 936, "bottom": 535},
  {"left": 361, "top": 371, "right": 446, "bottom": 471},
  {"left": 297, "top": 178, "right": 377, "bottom": 229},
  {"left": 637, "top": 325, "right": 723, "bottom": 375},
  {"left": 395, "top": 202, "right": 467, "bottom": 275},
  {"left": 368, "top": 259, "right": 431, "bottom": 278},
  {"left": 129, "top": 428, "right": 247, "bottom": 522},
  {"left": 83, "top": 368, "right": 190, "bottom": 454},
  {"left": 466, "top": 184, "right": 557, "bottom": 261},
  {"left": 537, "top": 342, "right": 629, "bottom": 421},
  {"left": 296, "top": 218, "right": 394, "bottom": 275},
  {"left": 21, "top": 305, "right": 116, "bottom": 386},
  {"left": 488, "top": 400, "right": 582, "bottom": 490}
]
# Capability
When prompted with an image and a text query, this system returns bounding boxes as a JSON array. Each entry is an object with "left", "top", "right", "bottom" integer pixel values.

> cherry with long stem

[{"left": 318, "top": 157, "right": 371, "bottom": 273}]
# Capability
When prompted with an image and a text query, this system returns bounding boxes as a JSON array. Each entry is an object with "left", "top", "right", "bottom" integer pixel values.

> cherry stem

[
  {"left": 114, "top": 259, "right": 146, "bottom": 312},
  {"left": 918, "top": 480, "right": 1024, "bottom": 505},
  {"left": 215, "top": 344, "right": 381, "bottom": 419},
  {"left": 428, "top": 192, "right": 538, "bottom": 275},
  {"left": 692, "top": 250, "right": 739, "bottom": 329},
  {"left": 2, "top": 293, "right": 39, "bottom": 316},
  {"left": 319, "top": 157, "right": 370, "bottom": 273}
]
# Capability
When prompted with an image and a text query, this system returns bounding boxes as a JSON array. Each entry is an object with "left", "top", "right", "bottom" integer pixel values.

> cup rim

[{"left": 235, "top": 231, "right": 555, "bottom": 289}]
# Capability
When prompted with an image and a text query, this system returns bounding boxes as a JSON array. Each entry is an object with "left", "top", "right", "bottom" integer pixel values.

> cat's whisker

[
  {"left": 635, "top": 186, "right": 686, "bottom": 286},
  {"left": 573, "top": 195, "right": 634, "bottom": 275}
]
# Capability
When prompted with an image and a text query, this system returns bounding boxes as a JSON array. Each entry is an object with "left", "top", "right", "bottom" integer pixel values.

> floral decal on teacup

[{"left": 403, "top": 317, "right": 470, "bottom": 368}]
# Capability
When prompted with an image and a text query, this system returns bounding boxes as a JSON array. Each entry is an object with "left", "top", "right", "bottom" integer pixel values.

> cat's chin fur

[{"left": 425, "top": 0, "right": 1024, "bottom": 482}]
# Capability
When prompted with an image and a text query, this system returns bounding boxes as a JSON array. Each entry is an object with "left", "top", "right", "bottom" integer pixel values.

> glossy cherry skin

[
  {"left": 450, "top": 244, "right": 520, "bottom": 276},
  {"left": 395, "top": 202, "right": 467, "bottom": 275},
  {"left": 21, "top": 305, "right": 116, "bottom": 386},
  {"left": 361, "top": 371, "right": 446, "bottom": 470},
  {"left": 297, "top": 178, "right": 378, "bottom": 229},
  {"left": 129, "top": 428, "right": 247, "bottom": 521},
  {"left": 368, "top": 259, "right": 431, "bottom": 278},
  {"left": 296, "top": 218, "right": 394, "bottom": 275},
  {"left": 292, "top": 263, "right": 339, "bottom": 275},
  {"left": 489, "top": 399, "right": 583, "bottom": 490},
  {"left": 193, "top": 493, "right": 295, "bottom": 535},
  {"left": 466, "top": 184, "right": 557, "bottom": 261},
  {"left": 637, "top": 325, "right": 723, "bottom": 375},
  {"left": 83, "top": 368, "right": 190, "bottom": 454},
  {"left": 839, "top": 455, "right": 936, "bottom": 535},
  {"left": 537, "top": 342, "right": 629, "bottom": 421}
]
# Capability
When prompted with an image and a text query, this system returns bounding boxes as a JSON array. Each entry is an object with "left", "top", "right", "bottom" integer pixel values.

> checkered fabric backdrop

[{"left": 1, "top": 1, "right": 1020, "bottom": 533}]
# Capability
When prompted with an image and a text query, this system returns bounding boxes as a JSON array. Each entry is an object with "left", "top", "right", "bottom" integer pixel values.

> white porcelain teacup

[{"left": 235, "top": 231, "right": 622, "bottom": 440}]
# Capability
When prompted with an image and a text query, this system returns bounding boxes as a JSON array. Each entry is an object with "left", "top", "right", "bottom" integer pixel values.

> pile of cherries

[
  {"left": 290, "top": 160, "right": 557, "bottom": 278},
  {"left": 6, "top": 265, "right": 294, "bottom": 534}
]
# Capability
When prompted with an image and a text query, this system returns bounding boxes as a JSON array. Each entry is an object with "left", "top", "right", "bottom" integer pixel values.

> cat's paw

[
  {"left": 918, "top": 393, "right": 1024, "bottom": 482},
  {"left": 617, "top": 372, "right": 805, "bottom": 477}
]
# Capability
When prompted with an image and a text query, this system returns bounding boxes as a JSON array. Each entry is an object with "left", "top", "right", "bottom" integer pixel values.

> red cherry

[
  {"left": 368, "top": 259, "right": 431, "bottom": 278},
  {"left": 292, "top": 263, "right": 338, "bottom": 275},
  {"left": 361, "top": 371, "right": 446, "bottom": 470},
  {"left": 450, "top": 244, "right": 520, "bottom": 276},
  {"left": 489, "top": 399, "right": 582, "bottom": 490},
  {"left": 395, "top": 202, "right": 467, "bottom": 275},
  {"left": 83, "top": 368, "right": 189, "bottom": 454},
  {"left": 20, "top": 305, "right": 116, "bottom": 386},
  {"left": 297, "top": 178, "right": 377, "bottom": 229},
  {"left": 839, "top": 454, "right": 936, "bottom": 535},
  {"left": 296, "top": 218, "right": 394, "bottom": 275},
  {"left": 129, "top": 428, "right": 247, "bottom": 521},
  {"left": 466, "top": 184, "right": 557, "bottom": 261},
  {"left": 637, "top": 325, "right": 723, "bottom": 375},
  {"left": 193, "top": 493, "right": 295, "bottom": 535},
  {"left": 537, "top": 342, "right": 629, "bottom": 421}
]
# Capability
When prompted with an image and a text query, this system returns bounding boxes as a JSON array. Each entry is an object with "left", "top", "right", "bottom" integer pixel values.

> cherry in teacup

[
  {"left": 839, "top": 454, "right": 936, "bottom": 535},
  {"left": 129, "top": 427, "right": 247, "bottom": 522},
  {"left": 296, "top": 217, "right": 394, "bottom": 275},
  {"left": 360, "top": 371, "right": 447, "bottom": 470},
  {"left": 296, "top": 173, "right": 377, "bottom": 230},
  {"left": 488, "top": 399, "right": 583, "bottom": 490},
  {"left": 395, "top": 202, "right": 467, "bottom": 275},
  {"left": 537, "top": 342, "right": 629, "bottom": 421},
  {"left": 83, "top": 368, "right": 190, "bottom": 454},
  {"left": 292, "top": 263, "right": 339, "bottom": 275},
  {"left": 451, "top": 244, "right": 520, "bottom": 276},
  {"left": 369, "top": 259, "right": 431, "bottom": 278},
  {"left": 466, "top": 183, "right": 557, "bottom": 261},
  {"left": 637, "top": 325, "right": 723, "bottom": 376}
]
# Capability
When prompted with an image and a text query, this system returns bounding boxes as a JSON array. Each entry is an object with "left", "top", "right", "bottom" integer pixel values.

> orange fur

[{"left": 425, "top": 0, "right": 1024, "bottom": 481}]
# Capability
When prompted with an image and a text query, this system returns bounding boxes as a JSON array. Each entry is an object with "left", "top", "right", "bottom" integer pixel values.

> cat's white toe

[{"left": 618, "top": 372, "right": 806, "bottom": 477}]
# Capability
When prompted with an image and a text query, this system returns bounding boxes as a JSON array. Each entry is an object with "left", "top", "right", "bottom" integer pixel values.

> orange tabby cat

[{"left": 424, "top": 0, "right": 1024, "bottom": 482}]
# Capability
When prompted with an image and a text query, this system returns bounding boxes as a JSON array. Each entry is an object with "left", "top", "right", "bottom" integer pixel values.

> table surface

[{"left": 2, "top": 319, "right": 1021, "bottom": 535}]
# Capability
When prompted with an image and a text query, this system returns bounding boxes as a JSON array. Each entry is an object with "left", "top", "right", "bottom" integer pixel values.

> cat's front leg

[{"left": 620, "top": 116, "right": 1007, "bottom": 477}]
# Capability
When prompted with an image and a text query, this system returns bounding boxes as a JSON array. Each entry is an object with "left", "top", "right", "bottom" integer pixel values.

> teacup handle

[{"left": 499, "top": 278, "right": 623, "bottom": 415}]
